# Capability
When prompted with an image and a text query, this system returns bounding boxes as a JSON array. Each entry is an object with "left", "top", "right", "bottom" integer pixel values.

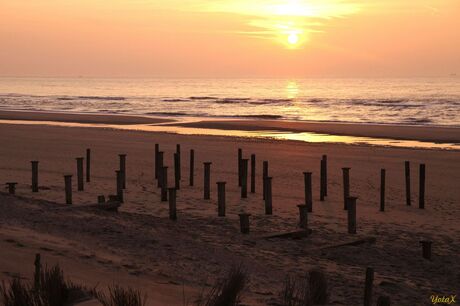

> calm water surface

[{"left": 0, "top": 77, "right": 459, "bottom": 126}]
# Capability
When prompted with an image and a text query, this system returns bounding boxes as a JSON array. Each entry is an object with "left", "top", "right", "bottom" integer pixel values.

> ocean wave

[
  {"left": 55, "top": 96, "right": 126, "bottom": 101},
  {"left": 404, "top": 117, "right": 433, "bottom": 124},
  {"left": 189, "top": 96, "right": 218, "bottom": 100},
  {"left": 229, "top": 114, "right": 283, "bottom": 119},
  {"left": 145, "top": 111, "right": 189, "bottom": 116},
  {"left": 161, "top": 98, "right": 189, "bottom": 102}
]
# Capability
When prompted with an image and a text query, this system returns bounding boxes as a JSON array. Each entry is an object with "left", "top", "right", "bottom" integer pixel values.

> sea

[{"left": 0, "top": 77, "right": 459, "bottom": 127}]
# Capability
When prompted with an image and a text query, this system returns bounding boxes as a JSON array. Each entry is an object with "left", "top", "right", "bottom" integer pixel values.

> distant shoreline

[{"left": 0, "top": 109, "right": 459, "bottom": 146}]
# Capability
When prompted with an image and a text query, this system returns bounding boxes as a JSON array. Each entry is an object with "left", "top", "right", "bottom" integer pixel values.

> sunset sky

[{"left": 1, "top": 0, "right": 459, "bottom": 78}]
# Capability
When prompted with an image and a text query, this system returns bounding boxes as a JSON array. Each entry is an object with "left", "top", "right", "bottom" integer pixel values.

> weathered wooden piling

[
  {"left": 376, "top": 296, "right": 391, "bottom": 306},
  {"left": 380, "top": 169, "right": 386, "bottom": 212},
  {"left": 238, "top": 148, "right": 242, "bottom": 186},
  {"left": 168, "top": 188, "right": 177, "bottom": 220},
  {"left": 161, "top": 166, "right": 168, "bottom": 201},
  {"left": 189, "top": 149, "right": 195, "bottom": 186},
  {"left": 420, "top": 240, "right": 432, "bottom": 260},
  {"left": 320, "top": 159, "right": 326, "bottom": 201},
  {"left": 262, "top": 161, "right": 268, "bottom": 200},
  {"left": 119, "top": 154, "right": 126, "bottom": 189},
  {"left": 31, "top": 161, "right": 39, "bottom": 192},
  {"left": 250, "top": 154, "right": 256, "bottom": 193},
  {"left": 34, "top": 253, "right": 41, "bottom": 289},
  {"left": 154, "top": 144, "right": 159, "bottom": 179},
  {"left": 405, "top": 161, "right": 411, "bottom": 206},
  {"left": 303, "top": 172, "right": 313, "bottom": 212},
  {"left": 347, "top": 196, "right": 357, "bottom": 234},
  {"left": 64, "top": 175, "right": 72, "bottom": 205},
  {"left": 322, "top": 155, "right": 328, "bottom": 196},
  {"left": 419, "top": 164, "right": 425, "bottom": 209},
  {"left": 76, "top": 157, "right": 84, "bottom": 191},
  {"left": 6, "top": 182, "right": 17, "bottom": 194},
  {"left": 203, "top": 162, "right": 211, "bottom": 200},
  {"left": 241, "top": 159, "right": 248, "bottom": 198},
  {"left": 238, "top": 213, "right": 251, "bottom": 234},
  {"left": 97, "top": 195, "right": 105, "bottom": 204},
  {"left": 157, "top": 151, "right": 164, "bottom": 188},
  {"left": 342, "top": 167, "right": 350, "bottom": 210},
  {"left": 364, "top": 267, "right": 374, "bottom": 306},
  {"left": 116, "top": 170, "right": 124, "bottom": 203},
  {"left": 174, "top": 153, "right": 180, "bottom": 190},
  {"left": 86, "top": 148, "right": 91, "bottom": 183},
  {"left": 176, "top": 144, "right": 181, "bottom": 181},
  {"left": 217, "top": 182, "right": 226, "bottom": 217},
  {"left": 297, "top": 204, "right": 308, "bottom": 229},
  {"left": 264, "top": 176, "right": 273, "bottom": 215}
]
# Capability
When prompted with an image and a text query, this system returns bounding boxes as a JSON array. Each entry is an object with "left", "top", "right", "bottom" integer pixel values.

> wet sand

[
  {"left": 0, "top": 120, "right": 459, "bottom": 305},
  {"left": 0, "top": 110, "right": 172, "bottom": 125},
  {"left": 174, "top": 119, "right": 460, "bottom": 144}
]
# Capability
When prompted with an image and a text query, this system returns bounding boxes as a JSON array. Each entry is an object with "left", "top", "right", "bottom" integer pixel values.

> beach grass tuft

[
  {"left": 196, "top": 264, "right": 249, "bottom": 306},
  {"left": 281, "top": 268, "right": 328, "bottom": 306},
  {"left": 94, "top": 285, "right": 147, "bottom": 306}
]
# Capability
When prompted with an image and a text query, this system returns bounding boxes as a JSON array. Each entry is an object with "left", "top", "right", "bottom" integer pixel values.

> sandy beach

[{"left": 0, "top": 113, "right": 459, "bottom": 305}]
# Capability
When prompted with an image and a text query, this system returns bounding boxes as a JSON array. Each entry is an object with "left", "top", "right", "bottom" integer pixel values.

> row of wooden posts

[
  {"left": 4, "top": 146, "right": 433, "bottom": 261},
  {"left": 5, "top": 150, "right": 427, "bottom": 219},
  {"left": 4, "top": 149, "right": 427, "bottom": 228}
]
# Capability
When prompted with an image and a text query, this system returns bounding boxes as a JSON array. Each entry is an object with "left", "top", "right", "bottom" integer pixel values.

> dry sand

[{"left": 0, "top": 117, "right": 459, "bottom": 305}]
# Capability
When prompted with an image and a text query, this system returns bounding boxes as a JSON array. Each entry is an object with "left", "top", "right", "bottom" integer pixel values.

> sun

[{"left": 287, "top": 32, "right": 299, "bottom": 45}]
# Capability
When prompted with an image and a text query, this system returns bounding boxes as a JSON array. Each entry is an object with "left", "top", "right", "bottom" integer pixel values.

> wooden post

[
  {"left": 347, "top": 196, "right": 357, "bottom": 234},
  {"left": 297, "top": 204, "right": 308, "bottom": 229},
  {"left": 263, "top": 161, "right": 268, "bottom": 200},
  {"left": 238, "top": 213, "right": 251, "bottom": 234},
  {"left": 176, "top": 144, "right": 181, "bottom": 181},
  {"left": 161, "top": 166, "right": 168, "bottom": 201},
  {"left": 64, "top": 175, "right": 72, "bottom": 205},
  {"left": 419, "top": 164, "right": 425, "bottom": 209},
  {"left": 204, "top": 162, "right": 211, "bottom": 200},
  {"left": 405, "top": 161, "right": 411, "bottom": 206},
  {"left": 264, "top": 177, "right": 273, "bottom": 215},
  {"left": 34, "top": 253, "right": 41, "bottom": 289},
  {"left": 342, "top": 167, "right": 350, "bottom": 210},
  {"left": 303, "top": 172, "right": 313, "bottom": 212},
  {"left": 154, "top": 144, "right": 159, "bottom": 179},
  {"left": 250, "top": 154, "right": 256, "bottom": 193},
  {"left": 76, "top": 157, "right": 84, "bottom": 191},
  {"left": 86, "top": 148, "right": 91, "bottom": 183},
  {"left": 174, "top": 153, "right": 180, "bottom": 190},
  {"left": 364, "top": 267, "right": 374, "bottom": 306},
  {"left": 376, "top": 296, "right": 391, "bottom": 306},
  {"left": 189, "top": 149, "right": 195, "bottom": 186},
  {"left": 320, "top": 159, "right": 326, "bottom": 201},
  {"left": 97, "top": 195, "right": 105, "bottom": 204},
  {"left": 168, "top": 188, "right": 177, "bottom": 220},
  {"left": 116, "top": 170, "right": 124, "bottom": 203},
  {"left": 157, "top": 151, "right": 164, "bottom": 188},
  {"left": 380, "top": 169, "right": 386, "bottom": 212},
  {"left": 119, "top": 154, "right": 126, "bottom": 189},
  {"left": 31, "top": 161, "right": 39, "bottom": 192},
  {"left": 238, "top": 148, "right": 242, "bottom": 186},
  {"left": 322, "top": 155, "right": 328, "bottom": 196},
  {"left": 241, "top": 159, "right": 248, "bottom": 198},
  {"left": 6, "top": 182, "right": 17, "bottom": 195},
  {"left": 217, "top": 182, "right": 226, "bottom": 217},
  {"left": 419, "top": 240, "right": 432, "bottom": 260}
]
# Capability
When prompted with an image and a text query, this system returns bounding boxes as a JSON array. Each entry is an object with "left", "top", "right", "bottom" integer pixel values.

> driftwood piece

[
  {"left": 88, "top": 201, "right": 121, "bottom": 212},
  {"left": 262, "top": 229, "right": 312, "bottom": 240},
  {"left": 321, "top": 236, "right": 376, "bottom": 250}
]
